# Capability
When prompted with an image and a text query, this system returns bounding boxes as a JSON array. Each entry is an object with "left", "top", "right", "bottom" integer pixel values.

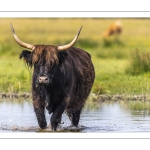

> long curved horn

[
  {"left": 10, "top": 22, "right": 35, "bottom": 50},
  {"left": 58, "top": 26, "right": 82, "bottom": 51}
]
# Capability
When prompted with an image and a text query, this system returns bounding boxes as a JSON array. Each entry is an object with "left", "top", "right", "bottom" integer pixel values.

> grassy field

[{"left": 1, "top": 18, "right": 150, "bottom": 95}]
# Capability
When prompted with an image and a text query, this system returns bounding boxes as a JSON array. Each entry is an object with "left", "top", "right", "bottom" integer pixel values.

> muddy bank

[
  {"left": 90, "top": 93, "right": 150, "bottom": 102},
  {"left": 98, "top": 94, "right": 150, "bottom": 101},
  {"left": 0, "top": 92, "right": 31, "bottom": 100},
  {"left": 1, "top": 92, "right": 150, "bottom": 101}
]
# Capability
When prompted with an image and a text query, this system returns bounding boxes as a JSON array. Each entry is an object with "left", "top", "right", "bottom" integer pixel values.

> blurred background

[{"left": 1, "top": 18, "right": 150, "bottom": 95}]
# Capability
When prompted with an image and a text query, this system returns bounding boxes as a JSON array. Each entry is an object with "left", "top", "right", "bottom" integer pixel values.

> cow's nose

[{"left": 38, "top": 76, "right": 49, "bottom": 84}]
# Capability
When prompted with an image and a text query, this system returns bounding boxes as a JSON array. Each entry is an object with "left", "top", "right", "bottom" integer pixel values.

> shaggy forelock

[{"left": 31, "top": 45, "right": 59, "bottom": 67}]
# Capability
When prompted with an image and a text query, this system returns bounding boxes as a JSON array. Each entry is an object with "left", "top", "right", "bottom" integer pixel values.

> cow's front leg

[
  {"left": 33, "top": 98, "right": 47, "bottom": 129},
  {"left": 50, "top": 102, "right": 66, "bottom": 131}
]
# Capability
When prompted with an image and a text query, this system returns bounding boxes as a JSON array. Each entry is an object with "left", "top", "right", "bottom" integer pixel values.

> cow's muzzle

[{"left": 37, "top": 76, "right": 49, "bottom": 85}]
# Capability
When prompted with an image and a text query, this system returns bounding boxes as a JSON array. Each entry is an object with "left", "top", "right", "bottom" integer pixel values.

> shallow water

[{"left": 1, "top": 99, "right": 150, "bottom": 132}]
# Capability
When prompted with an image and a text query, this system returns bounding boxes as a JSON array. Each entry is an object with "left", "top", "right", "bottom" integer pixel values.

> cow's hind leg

[{"left": 66, "top": 107, "right": 82, "bottom": 127}]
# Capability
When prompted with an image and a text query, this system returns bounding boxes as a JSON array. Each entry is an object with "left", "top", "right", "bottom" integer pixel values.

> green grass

[
  {"left": 126, "top": 49, "right": 150, "bottom": 75},
  {"left": 0, "top": 56, "right": 32, "bottom": 92},
  {"left": 92, "top": 58, "right": 150, "bottom": 95},
  {"left": 1, "top": 18, "right": 150, "bottom": 95}
]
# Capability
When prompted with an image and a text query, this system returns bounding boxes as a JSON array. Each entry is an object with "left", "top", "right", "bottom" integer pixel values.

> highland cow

[
  {"left": 103, "top": 21, "right": 122, "bottom": 38},
  {"left": 10, "top": 23, "right": 95, "bottom": 131}
]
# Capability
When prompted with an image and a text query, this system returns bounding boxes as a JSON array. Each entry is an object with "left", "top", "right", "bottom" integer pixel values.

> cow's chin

[
  {"left": 36, "top": 82, "right": 50, "bottom": 87},
  {"left": 39, "top": 83, "right": 48, "bottom": 86}
]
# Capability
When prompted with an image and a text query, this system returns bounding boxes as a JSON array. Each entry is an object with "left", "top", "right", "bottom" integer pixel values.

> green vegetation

[
  {"left": 1, "top": 18, "right": 150, "bottom": 95},
  {"left": 0, "top": 56, "right": 32, "bottom": 92},
  {"left": 126, "top": 49, "right": 150, "bottom": 75}
]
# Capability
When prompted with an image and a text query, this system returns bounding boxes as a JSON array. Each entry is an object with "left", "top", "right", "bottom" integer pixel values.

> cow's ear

[
  {"left": 58, "top": 51, "right": 68, "bottom": 64},
  {"left": 20, "top": 50, "right": 32, "bottom": 64}
]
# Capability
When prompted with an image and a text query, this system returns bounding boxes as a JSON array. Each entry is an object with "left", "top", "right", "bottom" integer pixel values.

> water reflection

[
  {"left": 120, "top": 100, "right": 150, "bottom": 115},
  {"left": 1, "top": 99, "right": 150, "bottom": 132}
]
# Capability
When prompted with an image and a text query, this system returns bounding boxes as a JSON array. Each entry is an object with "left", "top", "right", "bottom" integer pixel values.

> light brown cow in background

[{"left": 103, "top": 21, "right": 122, "bottom": 38}]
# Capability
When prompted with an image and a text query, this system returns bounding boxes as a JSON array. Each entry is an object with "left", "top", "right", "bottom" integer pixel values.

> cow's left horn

[
  {"left": 10, "top": 23, "right": 35, "bottom": 50},
  {"left": 58, "top": 26, "right": 82, "bottom": 51}
]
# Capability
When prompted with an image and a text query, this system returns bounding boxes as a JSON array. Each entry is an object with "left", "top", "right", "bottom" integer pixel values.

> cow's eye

[{"left": 49, "top": 61, "right": 53, "bottom": 68}]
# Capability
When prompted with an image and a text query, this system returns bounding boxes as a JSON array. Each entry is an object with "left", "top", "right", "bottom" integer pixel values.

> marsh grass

[
  {"left": 126, "top": 49, "right": 150, "bottom": 75},
  {"left": 84, "top": 93, "right": 101, "bottom": 111},
  {"left": 102, "top": 37, "right": 124, "bottom": 48},
  {"left": 0, "top": 56, "right": 32, "bottom": 92}
]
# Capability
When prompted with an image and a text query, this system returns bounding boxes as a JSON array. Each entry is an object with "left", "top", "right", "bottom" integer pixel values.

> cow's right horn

[
  {"left": 58, "top": 26, "right": 82, "bottom": 51},
  {"left": 10, "top": 23, "right": 35, "bottom": 50}
]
